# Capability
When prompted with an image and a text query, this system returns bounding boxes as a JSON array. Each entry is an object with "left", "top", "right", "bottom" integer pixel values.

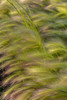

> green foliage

[{"left": 0, "top": 0, "right": 67, "bottom": 100}]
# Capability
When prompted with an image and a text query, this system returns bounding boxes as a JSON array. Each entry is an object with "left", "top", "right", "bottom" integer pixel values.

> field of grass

[{"left": 0, "top": 0, "right": 67, "bottom": 100}]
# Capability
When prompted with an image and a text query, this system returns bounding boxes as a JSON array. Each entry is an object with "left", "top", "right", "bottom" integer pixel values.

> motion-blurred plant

[{"left": 0, "top": 0, "right": 67, "bottom": 100}]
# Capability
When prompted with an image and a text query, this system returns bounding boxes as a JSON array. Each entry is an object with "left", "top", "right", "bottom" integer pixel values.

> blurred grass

[{"left": 0, "top": 0, "right": 67, "bottom": 100}]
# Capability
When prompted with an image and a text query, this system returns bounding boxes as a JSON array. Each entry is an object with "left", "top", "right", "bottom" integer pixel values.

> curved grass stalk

[{"left": 7, "top": 0, "right": 48, "bottom": 58}]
